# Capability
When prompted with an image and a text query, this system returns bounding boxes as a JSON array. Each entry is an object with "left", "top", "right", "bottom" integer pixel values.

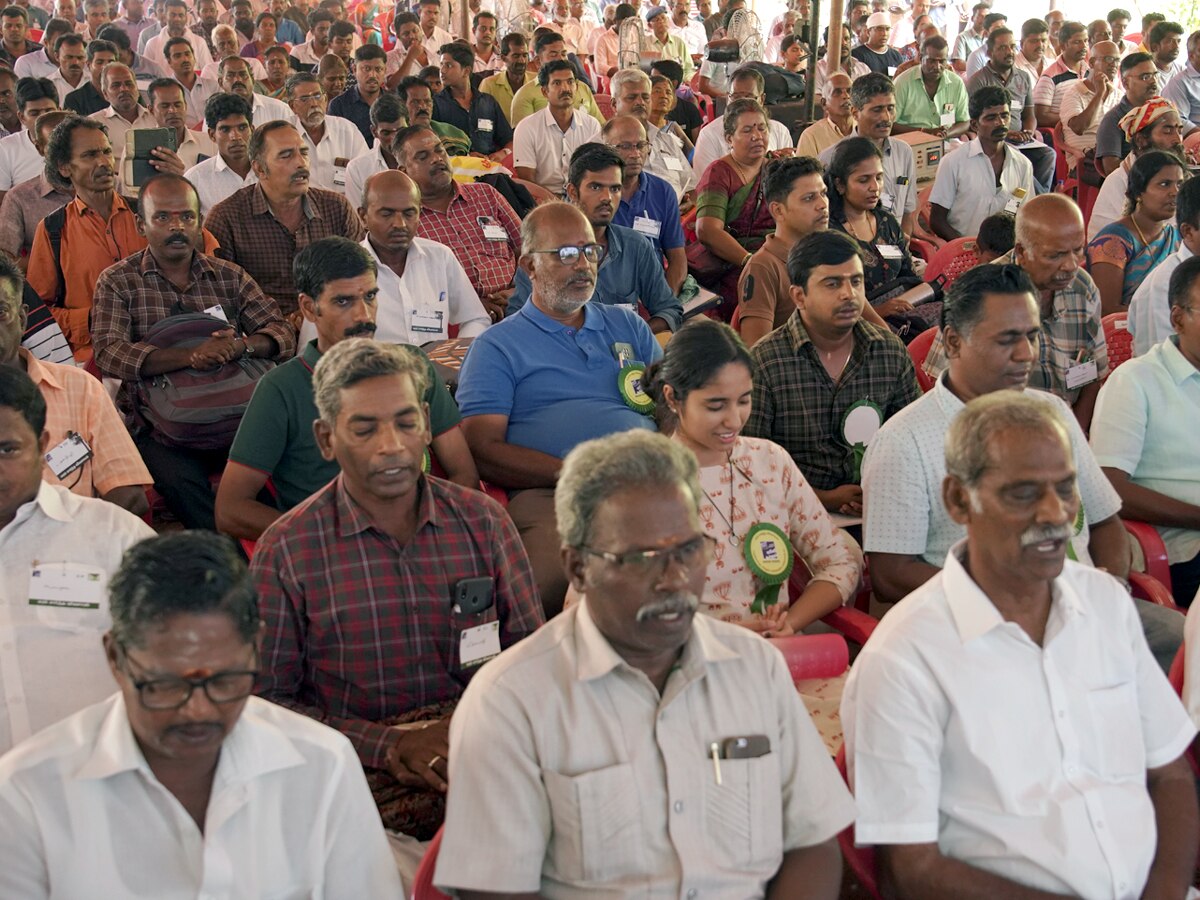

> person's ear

[
  {"left": 942, "top": 474, "right": 972, "bottom": 526},
  {"left": 789, "top": 283, "right": 807, "bottom": 312},
  {"left": 102, "top": 632, "right": 123, "bottom": 683},
  {"left": 565, "top": 182, "right": 579, "bottom": 204},
  {"left": 298, "top": 292, "right": 319, "bottom": 323},
  {"left": 38, "top": 428, "right": 51, "bottom": 455},
  {"left": 563, "top": 544, "right": 588, "bottom": 594},
  {"left": 943, "top": 325, "right": 963, "bottom": 360},
  {"left": 313, "top": 418, "right": 336, "bottom": 461}
]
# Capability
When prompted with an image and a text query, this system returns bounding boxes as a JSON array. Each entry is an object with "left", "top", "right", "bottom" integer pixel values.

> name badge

[
  {"left": 1065, "top": 358, "right": 1098, "bottom": 389},
  {"left": 877, "top": 244, "right": 903, "bottom": 259},
  {"left": 939, "top": 110, "right": 955, "bottom": 127},
  {"left": 633, "top": 215, "right": 662, "bottom": 238},
  {"left": 663, "top": 155, "right": 684, "bottom": 171},
  {"left": 44, "top": 432, "right": 92, "bottom": 481},
  {"left": 29, "top": 562, "right": 106, "bottom": 609},
  {"left": 411, "top": 306, "right": 445, "bottom": 334},
  {"left": 333, "top": 166, "right": 347, "bottom": 187},
  {"left": 887, "top": 66, "right": 897, "bottom": 76},
  {"left": 203, "top": 303, "right": 229, "bottom": 323},
  {"left": 880, "top": 191, "right": 895, "bottom": 211},
  {"left": 478, "top": 117, "right": 494, "bottom": 132},
  {"left": 482, "top": 223, "right": 507, "bottom": 240},
  {"left": 460, "top": 620, "right": 501, "bottom": 667},
  {"left": 1004, "top": 186, "right": 1027, "bottom": 214}
]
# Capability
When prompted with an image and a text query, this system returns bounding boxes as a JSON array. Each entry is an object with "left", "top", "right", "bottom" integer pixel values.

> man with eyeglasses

[
  {"left": 253, "top": 336, "right": 542, "bottom": 892},
  {"left": 1095, "top": 52, "right": 1165, "bottom": 177},
  {"left": 1059, "top": 40, "right": 1121, "bottom": 173},
  {"left": 610, "top": 67, "right": 695, "bottom": 206},
  {"left": 436, "top": 428, "right": 855, "bottom": 898},
  {"left": 0, "top": 530, "right": 403, "bottom": 896},
  {"left": 286, "top": 71, "right": 367, "bottom": 194},
  {"left": 692, "top": 65, "right": 794, "bottom": 184},
  {"left": 457, "top": 201, "right": 663, "bottom": 616}
]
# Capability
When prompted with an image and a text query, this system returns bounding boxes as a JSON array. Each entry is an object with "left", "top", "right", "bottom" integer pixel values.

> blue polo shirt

[
  {"left": 611, "top": 170, "right": 685, "bottom": 262},
  {"left": 506, "top": 223, "right": 684, "bottom": 330},
  {"left": 456, "top": 301, "right": 662, "bottom": 459}
]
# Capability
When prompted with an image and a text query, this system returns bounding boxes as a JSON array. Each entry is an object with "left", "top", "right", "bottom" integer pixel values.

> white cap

[{"left": 866, "top": 12, "right": 891, "bottom": 28}]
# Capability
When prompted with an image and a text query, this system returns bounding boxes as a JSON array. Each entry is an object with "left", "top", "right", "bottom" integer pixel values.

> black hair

[
  {"left": 968, "top": 83, "right": 1009, "bottom": 120},
  {"left": 729, "top": 63, "right": 765, "bottom": 93},
  {"left": 254, "top": 10, "right": 276, "bottom": 26},
  {"left": 567, "top": 142, "right": 624, "bottom": 190},
  {"left": 787, "top": 230, "right": 864, "bottom": 288},
  {"left": 146, "top": 76, "right": 183, "bottom": 104},
  {"left": 644, "top": 318, "right": 751, "bottom": 431},
  {"left": 293, "top": 235, "right": 377, "bottom": 301},
  {"left": 329, "top": 19, "right": 356, "bottom": 38},
  {"left": 1125, "top": 149, "right": 1185, "bottom": 213},
  {"left": 941, "top": 262, "right": 1036, "bottom": 336},
  {"left": 204, "top": 91, "right": 253, "bottom": 130},
  {"left": 499, "top": 31, "right": 527, "bottom": 55},
  {"left": 613, "top": 2, "right": 637, "bottom": 23},
  {"left": 1120, "top": 50, "right": 1153, "bottom": 76},
  {"left": 982, "top": 11, "right": 1006, "bottom": 29},
  {"left": 923, "top": 33, "right": 948, "bottom": 53},
  {"left": 986, "top": 27, "right": 1013, "bottom": 52},
  {"left": 53, "top": 32, "right": 84, "bottom": 53},
  {"left": 370, "top": 92, "right": 404, "bottom": 127},
  {"left": 1058, "top": 20, "right": 1085, "bottom": 45},
  {"left": 396, "top": 74, "right": 431, "bottom": 100},
  {"left": 975, "top": 211, "right": 1015, "bottom": 255},
  {"left": 354, "top": 43, "right": 387, "bottom": 63},
  {"left": 0, "top": 365, "right": 46, "bottom": 438},
  {"left": 825, "top": 136, "right": 882, "bottom": 222},
  {"left": 1148, "top": 21, "right": 1183, "bottom": 47},
  {"left": 764, "top": 155, "right": 824, "bottom": 205},
  {"left": 16, "top": 77, "right": 57, "bottom": 113},
  {"left": 538, "top": 58, "right": 574, "bottom": 88},
  {"left": 0, "top": 4, "right": 27, "bottom": 21},
  {"left": 135, "top": 172, "right": 198, "bottom": 218},
  {"left": 108, "top": 532, "right": 260, "bottom": 650},
  {"left": 849, "top": 71, "right": 892, "bottom": 109},
  {"left": 308, "top": 8, "right": 335, "bottom": 27},
  {"left": 534, "top": 30, "right": 565, "bottom": 54},
  {"left": 1176, "top": 174, "right": 1200, "bottom": 231},
  {"left": 44, "top": 115, "right": 104, "bottom": 191},
  {"left": 1142, "top": 12, "right": 1165, "bottom": 32},
  {"left": 0, "top": 251, "right": 21, "bottom": 306},
  {"left": 472, "top": 10, "right": 496, "bottom": 28},
  {"left": 95, "top": 23, "right": 130, "bottom": 51},
  {"left": 651, "top": 58, "right": 683, "bottom": 84},
  {"left": 1107, "top": 8, "right": 1130, "bottom": 24},
  {"left": 161, "top": 35, "right": 195, "bottom": 59},
  {"left": 86, "top": 37, "right": 116, "bottom": 61},
  {"left": 1020, "top": 17, "right": 1047, "bottom": 38},
  {"left": 439, "top": 41, "right": 474, "bottom": 69},
  {"left": 1168, "top": 254, "right": 1200, "bottom": 310},
  {"left": 418, "top": 64, "right": 440, "bottom": 82},
  {"left": 248, "top": 119, "right": 298, "bottom": 164},
  {"left": 263, "top": 44, "right": 289, "bottom": 59}
]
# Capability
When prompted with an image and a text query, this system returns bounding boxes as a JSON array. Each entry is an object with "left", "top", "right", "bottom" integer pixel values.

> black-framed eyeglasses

[
  {"left": 579, "top": 534, "right": 716, "bottom": 577},
  {"left": 610, "top": 140, "right": 651, "bottom": 152},
  {"left": 120, "top": 647, "right": 259, "bottom": 711},
  {"left": 528, "top": 243, "right": 607, "bottom": 265}
]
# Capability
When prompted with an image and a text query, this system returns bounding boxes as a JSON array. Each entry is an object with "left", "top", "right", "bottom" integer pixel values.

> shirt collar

[
  {"left": 138, "top": 247, "right": 217, "bottom": 280},
  {"left": 333, "top": 472, "right": 437, "bottom": 538},
  {"left": 1160, "top": 335, "right": 1200, "bottom": 384},
  {"left": 68, "top": 191, "right": 133, "bottom": 220},
  {"left": 19, "top": 347, "right": 64, "bottom": 392},
  {"left": 518, "top": 298, "right": 605, "bottom": 333},
  {"left": 300, "top": 338, "right": 322, "bottom": 371},
  {"left": 361, "top": 233, "right": 428, "bottom": 274},
  {"left": 762, "top": 232, "right": 791, "bottom": 263},
  {"left": 249, "top": 183, "right": 317, "bottom": 220},
  {"left": 74, "top": 695, "right": 307, "bottom": 784}
]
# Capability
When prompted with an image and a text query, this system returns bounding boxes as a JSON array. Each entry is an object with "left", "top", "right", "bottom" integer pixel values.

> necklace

[
  {"left": 1130, "top": 210, "right": 1159, "bottom": 249},
  {"left": 701, "top": 455, "right": 754, "bottom": 547},
  {"left": 843, "top": 213, "right": 875, "bottom": 243}
]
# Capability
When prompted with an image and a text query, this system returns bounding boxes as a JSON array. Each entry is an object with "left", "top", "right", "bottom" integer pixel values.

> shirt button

[
  {"left": 1096, "top": 820, "right": 1104, "bottom": 829},
  {"left": 1056, "top": 710, "right": 1065, "bottom": 719},
  {"left": 687, "top": 890, "right": 697, "bottom": 899},
  {"left": 674, "top": 800, "right": 684, "bottom": 813}
]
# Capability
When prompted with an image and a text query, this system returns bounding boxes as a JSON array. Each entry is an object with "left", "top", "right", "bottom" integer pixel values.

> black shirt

[
  {"left": 432, "top": 88, "right": 513, "bottom": 155},
  {"left": 668, "top": 95, "right": 704, "bottom": 140},
  {"left": 64, "top": 82, "right": 110, "bottom": 117},
  {"left": 851, "top": 44, "right": 905, "bottom": 75}
]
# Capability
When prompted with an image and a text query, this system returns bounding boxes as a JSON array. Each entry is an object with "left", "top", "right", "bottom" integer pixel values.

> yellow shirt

[
  {"left": 479, "top": 70, "right": 535, "bottom": 125},
  {"left": 510, "top": 79, "right": 607, "bottom": 127}
]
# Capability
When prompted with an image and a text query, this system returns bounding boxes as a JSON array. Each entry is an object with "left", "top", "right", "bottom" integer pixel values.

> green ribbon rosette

[
  {"left": 421, "top": 448, "right": 431, "bottom": 473},
  {"left": 617, "top": 362, "right": 655, "bottom": 416},
  {"left": 842, "top": 399, "right": 884, "bottom": 483},
  {"left": 744, "top": 522, "right": 794, "bottom": 614},
  {"left": 1065, "top": 501, "right": 1086, "bottom": 562}
]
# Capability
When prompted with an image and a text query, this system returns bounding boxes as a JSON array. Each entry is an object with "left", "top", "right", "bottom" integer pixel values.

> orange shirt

[{"left": 26, "top": 194, "right": 146, "bottom": 360}]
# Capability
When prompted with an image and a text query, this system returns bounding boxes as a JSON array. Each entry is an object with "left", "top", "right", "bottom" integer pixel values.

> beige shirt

[
  {"left": 796, "top": 115, "right": 851, "bottom": 159},
  {"left": 1059, "top": 79, "right": 1121, "bottom": 162},
  {"left": 435, "top": 602, "right": 856, "bottom": 897},
  {"left": 88, "top": 104, "right": 158, "bottom": 164}
]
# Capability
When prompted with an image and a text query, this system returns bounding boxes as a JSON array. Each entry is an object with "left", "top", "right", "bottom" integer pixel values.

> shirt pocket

[
  {"left": 33, "top": 603, "right": 109, "bottom": 634},
  {"left": 703, "top": 754, "right": 783, "bottom": 870},
  {"left": 543, "top": 763, "right": 646, "bottom": 882},
  {"left": 1082, "top": 682, "right": 1145, "bottom": 780}
]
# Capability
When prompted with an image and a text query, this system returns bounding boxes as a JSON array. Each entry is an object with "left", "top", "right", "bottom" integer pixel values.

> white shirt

[
  {"left": 0, "top": 693, "right": 403, "bottom": 898},
  {"left": 363, "top": 235, "right": 490, "bottom": 344},
  {"left": 692, "top": 117, "right": 793, "bottom": 182},
  {"left": 1058, "top": 78, "right": 1121, "bottom": 162},
  {"left": 421, "top": 24, "right": 453, "bottom": 60},
  {"left": 47, "top": 69, "right": 87, "bottom": 106},
  {"left": 176, "top": 73, "right": 220, "bottom": 128},
  {"left": 297, "top": 114, "right": 368, "bottom": 192},
  {"left": 88, "top": 104, "right": 158, "bottom": 164},
  {"left": 184, "top": 152, "right": 258, "bottom": 216},
  {"left": 843, "top": 545, "right": 1196, "bottom": 900},
  {"left": 0, "top": 482, "right": 154, "bottom": 754},
  {"left": 512, "top": 104, "right": 601, "bottom": 196},
  {"left": 436, "top": 601, "right": 857, "bottom": 897},
  {"left": 343, "top": 140, "right": 389, "bottom": 209},
  {"left": 143, "top": 29, "right": 214, "bottom": 73},
  {"left": 248, "top": 91, "right": 295, "bottom": 126},
  {"left": 385, "top": 41, "right": 424, "bottom": 78},
  {"left": 0, "top": 129, "right": 43, "bottom": 191},
  {"left": 290, "top": 39, "right": 328, "bottom": 68},
  {"left": 862, "top": 376, "right": 1121, "bottom": 566},
  {"left": 812, "top": 57, "right": 871, "bottom": 97},
  {"left": 644, "top": 122, "right": 695, "bottom": 200},
  {"left": 964, "top": 43, "right": 988, "bottom": 78},
  {"left": 669, "top": 17, "right": 708, "bottom": 55},
  {"left": 1129, "top": 244, "right": 1192, "bottom": 356},
  {"left": 12, "top": 47, "right": 57, "bottom": 79},
  {"left": 201, "top": 56, "right": 267, "bottom": 81},
  {"left": 929, "top": 136, "right": 1035, "bottom": 238},
  {"left": 473, "top": 47, "right": 503, "bottom": 73},
  {"left": 1089, "top": 154, "right": 1130, "bottom": 241}
]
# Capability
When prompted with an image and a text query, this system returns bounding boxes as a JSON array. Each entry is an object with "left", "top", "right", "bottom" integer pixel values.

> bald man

[
  {"left": 359, "top": 170, "right": 490, "bottom": 345},
  {"left": 796, "top": 72, "right": 853, "bottom": 157},
  {"left": 1059, "top": 40, "right": 1123, "bottom": 169},
  {"left": 455, "top": 201, "right": 663, "bottom": 617},
  {"left": 924, "top": 193, "right": 1109, "bottom": 431}
]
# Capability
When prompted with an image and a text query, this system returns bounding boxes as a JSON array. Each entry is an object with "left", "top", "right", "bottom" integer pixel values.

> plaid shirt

[
  {"left": 922, "top": 250, "right": 1109, "bottom": 404},
  {"left": 204, "top": 184, "right": 366, "bottom": 316},
  {"left": 415, "top": 181, "right": 522, "bottom": 299},
  {"left": 251, "top": 474, "right": 545, "bottom": 770},
  {"left": 745, "top": 313, "right": 921, "bottom": 491},
  {"left": 91, "top": 248, "right": 296, "bottom": 384}
]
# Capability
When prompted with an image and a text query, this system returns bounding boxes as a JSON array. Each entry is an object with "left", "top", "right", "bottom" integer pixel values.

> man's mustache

[{"left": 343, "top": 321, "right": 377, "bottom": 337}]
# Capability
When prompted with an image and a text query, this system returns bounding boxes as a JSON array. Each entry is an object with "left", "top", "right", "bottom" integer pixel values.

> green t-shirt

[
  {"left": 228, "top": 339, "right": 462, "bottom": 510},
  {"left": 893, "top": 66, "right": 970, "bottom": 130}
]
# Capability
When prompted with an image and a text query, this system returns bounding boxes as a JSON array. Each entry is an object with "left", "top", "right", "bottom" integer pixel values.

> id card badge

[
  {"left": 939, "top": 108, "right": 955, "bottom": 128},
  {"left": 478, "top": 215, "right": 508, "bottom": 241},
  {"left": 663, "top": 155, "right": 684, "bottom": 171},
  {"left": 633, "top": 215, "right": 662, "bottom": 239},
  {"left": 333, "top": 157, "right": 349, "bottom": 188},
  {"left": 887, "top": 66, "right": 897, "bottom": 76},
  {"left": 478, "top": 117, "right": 494, "bottom": 133},
  {"left": 203, "top": 303, "right": 229, "bottom": 323},
  {"left": 29, "top": 562, "right": 106, "bottom": 609},
  {"left": 44, "top": 432, "right": 92, "bottom": 480},
  {"left": 1004, "top": 187, "right": 1027, "bottom": 214},
  {"left": 1065, "top": 358, "right": 1098, "bottom": 389},
  {"left": 611, "top": 341, "right": 636, "bottom": 366},
  {"left": 460, "top": 620, "right": 501, "bottom": 667},
  {"left": 410, "top": 306, "right": 445, "bottom": 334},
  {"left": 877, "top": 244, "right": 903, "bottom": 259}
]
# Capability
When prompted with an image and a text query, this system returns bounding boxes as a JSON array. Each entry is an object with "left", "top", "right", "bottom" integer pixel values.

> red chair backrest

[
  {"left": 412, "top": 826, "right": 450, "bottom": 899},
  {"left": 594, "top": 92, "right": 615, "bottom": 120},
  {"left": 767, "top": 634, "right": 849, "bottom": 681},
  {"left": 1102, "top": 311, "right": 1132, "bottom": 375},
  {"left": 834, "top": 747, "right": 883, "bottom": 899},
  {"left": 907, "top": 326, "right": 939, "bottom": 392},
  {"left": 923, "top": 236, "right": 979, "bottom": 286}
]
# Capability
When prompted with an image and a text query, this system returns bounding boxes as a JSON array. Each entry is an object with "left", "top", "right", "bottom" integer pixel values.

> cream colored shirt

[
  {"left": 796, "top": 115, "right": 852, "bottom": 158},
  {"left": 436, "top": 602, "right": 856, "bottom": 897}
]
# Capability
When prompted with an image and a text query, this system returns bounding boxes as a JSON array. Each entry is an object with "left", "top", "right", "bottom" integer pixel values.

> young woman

[
  {"left": 1087, "top": 149, "right": 1184, "bottom": 317},
  {"left": 646, "top": 319, "right": 862, "bottom": 637}
]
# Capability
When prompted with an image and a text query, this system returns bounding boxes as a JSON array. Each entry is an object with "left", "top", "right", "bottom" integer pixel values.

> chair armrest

[
  {"left": 820, "top": 606, "right": 878, "bottom": 646},
  {"left": 1129, "top": 570, "right": 1183, "bottom": 613}
]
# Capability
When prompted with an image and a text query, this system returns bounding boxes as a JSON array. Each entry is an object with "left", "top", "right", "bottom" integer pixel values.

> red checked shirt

[
  {"left": 251, "top": 473, "right": 545, "bottom": 770},
  {"left": 415, "top": 181, "right": 522, "bottom": 300}
]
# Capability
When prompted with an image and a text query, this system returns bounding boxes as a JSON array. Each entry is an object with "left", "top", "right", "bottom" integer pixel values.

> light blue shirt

[
  {"left": 456, "top": 301, "right": 662, "bottom": 460},
  {"left": 1163, "top": 62, "right": 1200, "bottom": 126},
  {"left": 1091, "top": 336, "right": 1200, "bottom": 565},
  {"left": 1128, "top": 245, "right": 1192, "bottom": 356},
  {"left": 506, "top": 223, "right": 684, "bottom": 330}
]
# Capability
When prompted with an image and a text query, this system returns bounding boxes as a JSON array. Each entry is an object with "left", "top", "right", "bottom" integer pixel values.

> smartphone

[
  {"left": 453, "top": 577, "right": 495, "bottom": 615},
  {"left": 722, "top": 735, "right": 770, "bottom": 759}
]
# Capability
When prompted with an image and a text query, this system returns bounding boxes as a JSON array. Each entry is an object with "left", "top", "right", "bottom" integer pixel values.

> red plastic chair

[
  {"left": 1103, "top": 311, "right": 1133, "bottom": 375},
  {"left": 767, "top": 633, "right": 849, "bottom": 681},
  {"left": 907, "top": 325, "right": 939, "bottom": 393},
  {"left": 1129, "top": 570, "right": 1182, "bottom": 613},
  {"left": 1051, "top": 123, "right": 1078, "bottom": 196},
  {"left": 834, "top": 746, "right": 883, "bottom": 899},
  {"left": 1125, "top": 518, "right": 1172, "bottom": 590},
  {"left": 411, "top": 826, "right": 450, "bottom": 900},
  {"left": 789, "top": 559, "right": 878, "bottom": 640},
  {"left": 593, "top": 92, "right": 615, "bottom": 120},
  {"left": 913, "top": 184, "right": 945, "bottom": 251},
  {"left": 922, "top": 236, "right": 979, "bottom": 287},
  {"left": 908, "top": 237, "right": 936, "bottom": 263}
]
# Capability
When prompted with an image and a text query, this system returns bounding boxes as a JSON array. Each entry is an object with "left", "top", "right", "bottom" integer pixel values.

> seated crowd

[{"left": 3, "top": 0, "right": 1200, "bottom": 896}]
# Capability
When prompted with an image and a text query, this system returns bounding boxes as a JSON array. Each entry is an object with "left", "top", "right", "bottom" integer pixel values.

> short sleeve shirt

[
  {"left": 611, "top": 171, "right": 685, "bottom": 260},
  {"left": 893, "top": 66, "right": 970, "bottom": 130},
  {"left": 511, "top": 106, "right": 602, "bottom": 196},
  {"left": 432, "top": 88, "right": 514, "bottom": 155},
  {"left": 819, "top": 131, "right": 919, "bottom": 218},
  {"left": 228, "top": 339, "right": 461, "bottom": 510},
  {"left": 928, "top": 137, "right": 1035, "bottom": 238},
  {"left": 737, "top": 233, "right": 793, "bottom": 333},
  {"left": 966, "top": 64, "right": 1034, "bottom": 131}
]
